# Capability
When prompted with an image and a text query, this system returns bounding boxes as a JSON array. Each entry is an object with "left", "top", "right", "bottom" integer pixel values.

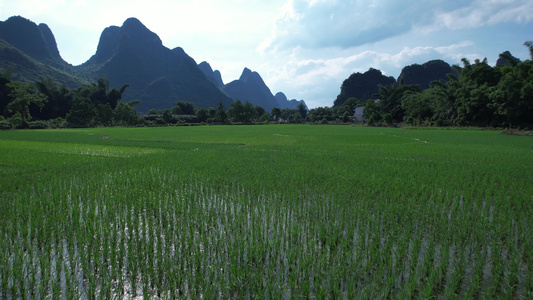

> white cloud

[
  {"left": 1, "top": 0, "right": 532, "bottom": 108},
  {"left": 262, "top": 41, "right": 482, "bottom": 107},
  {"left": 262, "top": 0, "right": 532, "bottom": 52},
  {"left": 425, "top": 0, "right": 533, "bottom": 31}
]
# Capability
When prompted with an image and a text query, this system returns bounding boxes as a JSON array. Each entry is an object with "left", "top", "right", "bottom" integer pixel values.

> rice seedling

[{"left": 0, "top": 125, "right": 531, "bottom": 298}]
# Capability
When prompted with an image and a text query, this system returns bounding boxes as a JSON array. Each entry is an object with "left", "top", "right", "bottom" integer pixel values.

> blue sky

[{"left": 1, "top": 0, "right": 532, "bottom": 108}]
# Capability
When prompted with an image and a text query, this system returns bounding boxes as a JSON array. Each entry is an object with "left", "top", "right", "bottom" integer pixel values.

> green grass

[{"left": 1, "top": 125, "right": 532, "bottom": 298}]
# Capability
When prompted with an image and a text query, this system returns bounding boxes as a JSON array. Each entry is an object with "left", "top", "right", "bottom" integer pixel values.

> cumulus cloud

[
  {"left": 260, "top": 0, "right": 532, "bottom": 52},
  {"left": 431, "top": 0, "right": 533, "bottom": 31},
  {"left": 264, "top": 41, "right": 480, "bottom": 107}
]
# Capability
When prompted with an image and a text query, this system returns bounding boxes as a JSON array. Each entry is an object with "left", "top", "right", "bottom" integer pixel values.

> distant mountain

[
  {"left": 0, "top": 16, "right": 233, "bottom": 113},
  {"left": 201, "top": 63, "right": 308, "bottom": 111},
  {"left": 223, "top": 68, "right": 280, "bottom": 112},
  {"left": 198, "top": 61, "right": 224, "bottom": 88},
  {"left": 496, "top": 51, "right": 521, "bottom": 66},
  {"left": 274, "top": 92, "right": 308, "bottom": 110},
  {"left": 0, "top": 16, "right": 86, "bottom": 87},
  {"left": 80, "top": 18, "right": 233, "bottom": 113},
  {"left": 397, "top": 59, "right": 456, "bottom": 90},
  {"left": 334, "top": 68, "right": 395, "bottom": 107},
  {"left": 1, "top": 15, "right": 308, "bottom": 114},
  {"left": 0, "top": 16, "right": 63, "bottom": 66}
]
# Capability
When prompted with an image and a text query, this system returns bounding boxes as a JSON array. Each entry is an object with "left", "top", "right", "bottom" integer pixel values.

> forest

[
  {"left": 358, "top": 42, "right": 533, "bottom": 128},
  {"left": 1, "top": 42, "right": 532, "bottom": 129}
]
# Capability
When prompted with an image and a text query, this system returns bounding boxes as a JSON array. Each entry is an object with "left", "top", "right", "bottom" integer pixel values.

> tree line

[
  {"left": 361, "top": 42, "right": 533, "bottom": 128},
  {"left": 0, "top": 72, "right": 315, "bottom": 128},
  {"left": 2, "top": 42, "right": 531, "bottom": 129}
]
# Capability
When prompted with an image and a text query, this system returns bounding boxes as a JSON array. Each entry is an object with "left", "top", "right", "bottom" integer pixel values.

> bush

[
  {"left": 367, "top": 116, "right": 375, "bottom": 126},
  {"left": 383, "top": 113, "right": 393, "bottom": 126},
  {"left": 0, "top": 117, "right": 12, "bottom": 129},
  {"left": 28, "top": 121, "right": 48, "bottom": 129}
]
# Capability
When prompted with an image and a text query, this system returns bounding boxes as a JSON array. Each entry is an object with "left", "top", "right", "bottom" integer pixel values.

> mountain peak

[
  {"left": 497, "top": 51, "right": 520, "bottom": 66},
  {"left": 397, "top": 59, "right": 455, "bottom": 89},
  {"left": 0, "top": 16, "right": 63, "bottom": 64},
  {"left": 198, "top": 61, "right": 224, "bottom": 87},
  {"left": 239, "top": 67, "right": 263, "bottom": 84},
  {"left": 88, "top": 17, "right": 162, "bottom": 65},
  {"left": 122, "top": 17, "right": 143, "bottom": 28},
  {"left": 275, "top": 92, "right": 288, "bottom": 102}
]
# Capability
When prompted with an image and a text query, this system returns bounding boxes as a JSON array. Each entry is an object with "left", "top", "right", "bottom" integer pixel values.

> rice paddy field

[{"left": 0, "top": 125, "right": 532, "bottom": 299}]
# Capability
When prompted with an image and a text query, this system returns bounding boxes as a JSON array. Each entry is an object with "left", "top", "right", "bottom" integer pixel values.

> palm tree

[{"left": 524, "top": 41, "right": 533, "bottom": 60}]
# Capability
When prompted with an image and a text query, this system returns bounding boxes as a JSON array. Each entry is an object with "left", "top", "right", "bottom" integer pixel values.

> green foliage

[
  {"left": 228, "top": 100, "right": 257, "bottom": 123},
  {"left": 114, "top": 101, "right": 139, "bottom": 126},
  {"left": 375, "top": 82, "right": 420, "bottom": 122},
  {"left": 34, "top": 77, "right": 73, "bottom": 119},
  {"left": 66, "top": 97, "right": 95, "bottom": 127},
  {"left": 196, "top": 107, "right": 209, "bottom": 123},
  {"left": 363, "top": 99, "right": 380, "bottom": 125},
  {"left": 2, "top": 125, "right": 531, "bottom": 298},
  {"left": 215, "top": 101, "right": 228, "bottom": 123},
  {"left": 6, "top": 81, "right": 47, "bottom": 127},
  {"left": 337, "top": 97, "right": 365, "bottom": 116},
  {"left": 308, "top": 106, "right": 335, "bottom": 122},
  {"left": 94, "top": 103, "right": 114, "bottom": 126},
  {"left": 161, "top": 109, "right": 174, "bottom": 123},
  {"left": 365, "top": 42, "right": 533, "bottom": 129},
  {"left": 172, "top": 101, "right": 196, "bottom": 115},
  {"left": 271, "top": 107, "right": 281, "bottom": 121},
  {"left": 297, "top": 102, "right": 307, "bottom": 120},
  {"left": 383, "top": 112, "right": 393, "bottom": 126}
]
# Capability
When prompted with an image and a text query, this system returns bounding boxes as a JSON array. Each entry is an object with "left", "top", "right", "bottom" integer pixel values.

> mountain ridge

[{"left": 1, "top": 15, "right": 308, "bottom": 113}]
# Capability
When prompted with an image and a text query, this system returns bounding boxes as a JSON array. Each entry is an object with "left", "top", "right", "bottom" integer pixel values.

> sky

[{"left": 1, "top": 0, "right": 532, "bottom": 108}]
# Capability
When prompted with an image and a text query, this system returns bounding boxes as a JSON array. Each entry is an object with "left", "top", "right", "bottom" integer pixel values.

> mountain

[
  {"left": 223, "top": 68, "right": 280, "bottom": 112},
  {"left": 198, "top": 61, "right": 224, "bottom": 88},
  {"left": 274, "top": 92, "right": 308, "bottom": 110},
  {"left": 201, "top": 63, "right": 309, "bottom": 111},
  {"left": 334, "top": 68, "right": 396, "bottom": 107},
  {"left": 496, "top": 51, "right": 521, "bottom": 66},
  {"left": 0, "top": 16, "right": 232, "bottom": 113},
  {"left": 0, "top": 16, "right": 86, "bottom": 87},
  {"left": 397, "top": 59, "right": 456, "bottom": 89},
  {"left": 80, "top": 18, "right": 233, "bottom": 113},
  {"left": 0, "top": 16, "right": 63, "bottom": 66},
  {"left": 2, "top": 15, "right": 305, "bottom": 113}
]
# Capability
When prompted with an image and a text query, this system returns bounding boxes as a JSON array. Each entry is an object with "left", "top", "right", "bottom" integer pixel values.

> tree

[
  {"left": 66, "top": 97, "right": 95, "bottom": 127},
  {"left": 375, "top": 83, "right": 420, "bottom": 122},
  {"left": 0, "top": 68, "right": 13, "bottom": 117},
  {"left": 94, "top": 103, "right": 114, "bottom": 126},
  {"left": 271, "top": 107, "right": 281, "bottom": 121},
  {"left": 147, "top": 108, "right": 159, "bottom": 116},
  {"left": 7, "top": 81, "right": 47, "bottom": 127},
  {"left": 308, "top": 107, "right": 334, "bottom": 122},
  {"left": 172, "top": 101, "right": 196, "bottom": 115},
  {"left": 337, "top": 97, "right": 365, "bottom": 116},
  {"left": 525, "top": 41, "right": 533, "bottom": 60},
  {"left": 401, "top": 90, "right": 433, "bottom": 125},
  {"left": 215, "top": 101, "right": 228, "bottom": 123},
  {"left": 74, "top": 77, "right": 129, "bottom": 109},
  {"left": 196, "top": 108, "right": 209, "bottom": 123},
  {"left": 362, "top": 100, "right": 380, "bottom": 125},
  {"left": 34, "top": 77, "right": 74, "bottom": 119},
  {"left": 255, "top": 105, "right": 266, "bottom": 118},
  {"left": 280, "top": 108, "right": 303, "bottom": 123},
  {"left": 114, "top": 101, "right": 139, "bottom": 126},
  {"left": 161, "top": 109, "right": 174, "bottom": 123},
  {"left": 297, "top": 102, "right": 307, "bottom": 120},
  {"left": 228, "top": 100, "right": 257, "bottom": 123}
]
